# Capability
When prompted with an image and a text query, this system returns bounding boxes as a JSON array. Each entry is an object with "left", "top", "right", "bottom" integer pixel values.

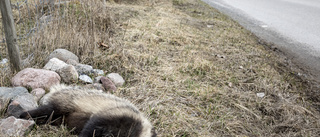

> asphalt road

[{"left": 202, "top": 0, "right": 320, "bottom": 82}]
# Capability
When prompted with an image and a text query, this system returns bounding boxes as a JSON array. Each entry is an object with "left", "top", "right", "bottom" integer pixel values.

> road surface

[{"left": 202, "top": 0, "right": 320, "bottom": 82}]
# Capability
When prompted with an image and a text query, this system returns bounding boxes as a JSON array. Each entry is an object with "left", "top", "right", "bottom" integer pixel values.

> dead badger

[{"left": 19, "top": 85, "right": 156, "bottom": 137}]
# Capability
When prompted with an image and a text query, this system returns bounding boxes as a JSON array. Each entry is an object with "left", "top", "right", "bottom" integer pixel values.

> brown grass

[{"left": 1, "top": 0, "right": 320, "bottom": 136}]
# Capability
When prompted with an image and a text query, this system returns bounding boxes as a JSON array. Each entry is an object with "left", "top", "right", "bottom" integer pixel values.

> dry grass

[{"left": 0, "top": 0, "right": 320, "bottom": 136}]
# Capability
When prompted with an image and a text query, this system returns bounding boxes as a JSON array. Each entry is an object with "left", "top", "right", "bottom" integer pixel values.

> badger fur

[{"left": 19, "top": 85, "right": 156, "bottom": 137}]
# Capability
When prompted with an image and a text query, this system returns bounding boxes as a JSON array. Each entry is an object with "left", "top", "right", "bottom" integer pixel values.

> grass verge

[{"left": 1, "top": 0, "right": 320, "bottom": 136}]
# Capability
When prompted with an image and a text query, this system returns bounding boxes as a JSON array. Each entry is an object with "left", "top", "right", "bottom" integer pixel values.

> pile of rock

[{"left": 0, "top": 49, "right": 125, "bottom": 136}]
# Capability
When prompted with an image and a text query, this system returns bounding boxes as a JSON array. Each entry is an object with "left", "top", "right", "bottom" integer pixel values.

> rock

[
  {"left": 7, "top": 101, "right": 24, "bottom": 117},
  {"left": 207, "top": 24, "right": 214, "bottom": 28},
  {"left": 228, "top": 82, "right": 233, "bottom": 88},
  {"left": 93, "top": 76, "right": 103, "bottom": 83},
  {"left": 7, "top": 94, "right": 38, "bottom": 117},
  {"left": 0, "top": 87, "right": 28, "bottom": 101},
  {"left": 84, "top": 83, "right": 105, "bottom": 91},
  {"left": 11, "top": 68, "right": 61, "bottom": 90},
  {"left": 75, "top": 64, "right": 93, "bottom": 75},
  {"left": 31, "top": 88, "right": 46, "bottom": 101},
  {"left": 0, "top": 87, "right": 38, "bottom": 117},
  {"left": 257, "top": 93, "right": 265, "bottom": 98},
  {"left": 43, "top": 58, "right": 68, "bottom": 72},
  {"left": 0, "top": 116, "right": 35, "bottom": 136},
  {"left": 91, "top": 69, "right": 105, "bottom": 76},
  {"left": 101, "top": 77, "right": 117, "bottom": 92},
  {"left": 57, "top": 65, "right": 78, "bottom": 84},
  {"left": 0, "top": 58, "right": 9, "bottom": 71},
  {"left": 79, "top": 75, "right": 93, "bottom": 84},
  {"left": 66, "top": 59, "right": 78, "bottom": 66},
  {"left": 0, "top": 87, "right": 28, "bottom": 110},
  {"left": 48, "top": 49, "right": 79, "bottom": 63},
  {"left": 107, "top": 73, "right": 125, "bottom": 87},
  {"left": 0, "top": 58, "right": 8, "bottom": 66}
]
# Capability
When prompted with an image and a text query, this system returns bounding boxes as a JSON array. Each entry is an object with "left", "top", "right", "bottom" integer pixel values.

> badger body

[{"left": 19, "top": 85, "right": 156, "bottom": 137}]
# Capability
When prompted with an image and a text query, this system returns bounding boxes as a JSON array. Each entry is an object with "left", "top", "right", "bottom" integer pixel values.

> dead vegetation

[{"left": 0, "top": 0, "right": 320, "bottom": 136}]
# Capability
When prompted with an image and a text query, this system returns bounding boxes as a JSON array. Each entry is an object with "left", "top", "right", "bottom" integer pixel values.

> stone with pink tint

[
  {"left": 11, "top": 68, "right": 61, "bottom": 90},
  {"left": 0, "top": 116, "right": 34, "bottom": 136},
  {"left": 31, "top": 88, "right": 46, "bottom": 101},
  {"left": 101, "top": 77, "right": 117, "bottom": 92}
]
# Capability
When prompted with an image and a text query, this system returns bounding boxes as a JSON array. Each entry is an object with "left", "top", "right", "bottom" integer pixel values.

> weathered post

[{"left": 0, "top": 0, "right": 21, "bottom": 72}]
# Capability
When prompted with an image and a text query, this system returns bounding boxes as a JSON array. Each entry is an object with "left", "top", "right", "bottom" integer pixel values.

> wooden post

[{"left": 0, "top": 0, "right": 21, "bottom": 72}]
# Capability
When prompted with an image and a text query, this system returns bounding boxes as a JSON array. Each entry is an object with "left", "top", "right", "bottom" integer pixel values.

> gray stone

[
  {"left": 79, "top": 75, "right": 93, "bottom": 84},
  {"left": 11, "top": 68, "right": 61, "bottom": 90},
  {"left": 57, "top": 65, "right": 79, "bottom": 84},
  {"left": 257, "top": 93, "right": 265, "bottom": 98},
  {"left": 101, "top": 77, "right": 117, "bottom": 92},
  {"left": 91, "top": 69, "right": 105, "bottom": 76},
  {"left": 0, "top": 87, "right": 38, "bottom": 118},
  {"left": 0, "top": 116, "right": 35, "bottom": 136},
  {"left": 0, "top": 58, "right": 9, "bottom": 72},
  {"left": 75, "top": 64, "right": 93, "bottom": 75},
  {"left": 7, "top": 94, "right": 38, "bottom": 117},
  {"left": 0, "top": 58, "right": 8, "bottom": 65},
  {"left": 48, "top": 49, "right": 79, "bottom": 63},
  {"left": 0, "top": 87, "right": 27, "bottom": 110},
  {"left": 0, "top": 87, "right": 28, "bottom": 101},
  {"left": 31, "top": 88, "right": 46, "bottom": 101},
  {"left": 43, "top": 58, "right": 68, "bottom": 72},
  {"left": 107, "top": 73, "right": 125, "bottom": 87},
  {"left": 66, "top": 59, "right": 78, "bottom": 66}
]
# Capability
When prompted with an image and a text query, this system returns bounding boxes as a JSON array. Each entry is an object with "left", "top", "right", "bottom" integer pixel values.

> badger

[{"left": 19, "top": 84, "right": 156, "bottom": 137}]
